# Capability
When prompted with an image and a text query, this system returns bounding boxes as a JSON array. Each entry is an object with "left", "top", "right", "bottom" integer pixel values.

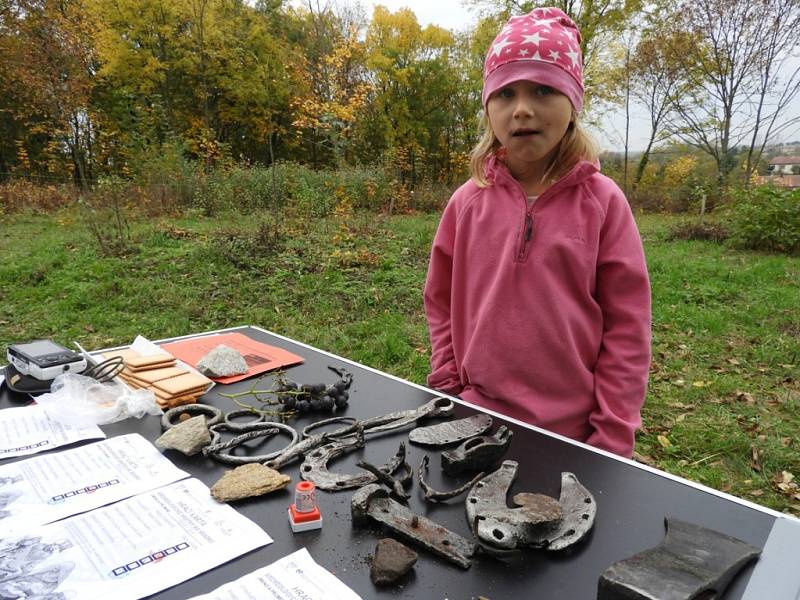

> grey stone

[
  {"left": 155, "top": 415, "right": 211, "bottom": 455},
  {"left": 196, "top": 344, "right": 249, "bottom": 378},
  {"left": 370, "top": 538, "right": 418, "bottom": 585},
  {"left": 211, "top": 463, "right": 291, "bottom": 502}
]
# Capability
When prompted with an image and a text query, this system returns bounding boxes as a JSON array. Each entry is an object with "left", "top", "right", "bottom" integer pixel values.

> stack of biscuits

[{"left": 103, "top": 348, "right": 212, "bottom": 410}]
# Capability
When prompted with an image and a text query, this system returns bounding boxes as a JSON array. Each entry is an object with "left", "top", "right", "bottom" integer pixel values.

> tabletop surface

[{"left": 2, "top": 325, "right": 799, "bottom": 600}]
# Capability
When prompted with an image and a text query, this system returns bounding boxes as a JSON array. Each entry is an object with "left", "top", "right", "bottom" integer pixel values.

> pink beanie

[{"left": 482, "top": 7, "right": 584, "bottom": 113}]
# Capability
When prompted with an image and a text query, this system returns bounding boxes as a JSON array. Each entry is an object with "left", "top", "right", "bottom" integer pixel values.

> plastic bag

[{"left": 35, "top": 373, "right": 162, "bottom": 426}]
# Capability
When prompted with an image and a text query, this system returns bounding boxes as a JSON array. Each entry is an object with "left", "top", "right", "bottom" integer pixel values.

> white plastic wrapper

[{"left": 36, "top": 372, "right": 162, "bottom": 426}]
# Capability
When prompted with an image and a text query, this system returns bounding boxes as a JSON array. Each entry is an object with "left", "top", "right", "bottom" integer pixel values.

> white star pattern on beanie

[
  {"left": 492, "top": 37, "right": 514, "bottom": 57},
  {"left": 522, "top": 32, "right": 545, "bottom": 45}
]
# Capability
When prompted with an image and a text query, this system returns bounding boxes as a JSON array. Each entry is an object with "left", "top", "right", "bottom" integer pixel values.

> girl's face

[{"left": 487, "top": 80, "right": 573, "bottom": 179}]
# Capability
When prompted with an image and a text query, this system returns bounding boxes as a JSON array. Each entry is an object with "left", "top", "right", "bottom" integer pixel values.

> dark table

[{"left": 2, "top": 325, "right": 799, "bottom": 599}]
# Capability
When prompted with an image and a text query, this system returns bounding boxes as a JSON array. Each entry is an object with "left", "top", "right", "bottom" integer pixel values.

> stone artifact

[
  {"left": 196, "top": 344, "right": 249, "bottom": 378},
  {"left": 352, "top": 483, "right": 477, "bottom": 569},
  {"left": 370, "top": 538, "right": 418, "bottom": 585},
  {"left": 154, "top": 415, "right": 211, "bottom": 455},
  {"left": 409, "top": 414, "right": 493, "bottom": 446},
  {"left": 598, "top": 518, "right": 761, "bottom": 600},
  {"left": 465, "top": 461, "right": 596, "bottom": 551},
  {"left": 210, "top": 463, "right": 291, "bottom": 502},
  {"left": 441, "top": 426, "right": 513, "bottom": 475}
]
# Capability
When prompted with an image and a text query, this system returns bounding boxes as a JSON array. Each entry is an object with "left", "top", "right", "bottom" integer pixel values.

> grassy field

[{"left": 1, "top": 206, "right": 798, "bottom": 515}]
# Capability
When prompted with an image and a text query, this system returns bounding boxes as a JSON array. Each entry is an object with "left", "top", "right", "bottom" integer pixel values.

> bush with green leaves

[{"left": 726, "top": 185, "right": 800, "bottom": 254}]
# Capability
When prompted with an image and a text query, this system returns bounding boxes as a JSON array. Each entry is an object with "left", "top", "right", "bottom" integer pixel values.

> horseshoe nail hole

[
  {"left": 582, "top": 514, "right": 590, "bottom": 520},
  {"left": 476, "top": 482, "right": 484, "bottom": 488},
  {"left": 335, "top": 481, "right": 347, "bottom": 486},
  {"left": 442, "top": 539, "right": 451, "bottom": 546},
  {"left": 381, "top": 508, "right": 389, "bottom": 513},
  {"left": 584, "top": 498, "right": 592, "bottom": 504},
  {"left": 565, "top": 529, "right": 575, "bottom": 536},
  {"left": 476, "top": 516, "right": 486, "bottom": 521},
  {"left": 311, "top": 451, "right": 321, "bottom": 458},
  {"left": 302, "top": 466, "right": 311, "bottom": 472},
  {"left": 469, "top": 498, "right": 478, "bottom": 504},
  {"left": 492, "top": 529, "right": 504, "bottom": 540}
]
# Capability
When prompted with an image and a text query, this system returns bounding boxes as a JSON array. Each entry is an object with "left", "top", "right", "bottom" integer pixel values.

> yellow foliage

[{"left": 664, "top": 156, "right": 697, "bottom": 187}]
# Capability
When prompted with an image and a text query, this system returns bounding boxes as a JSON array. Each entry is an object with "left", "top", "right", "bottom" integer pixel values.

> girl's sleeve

[
  {"left": 424, "top": 197, "right": 464, "bottom": 395},
  {"left": 587, "top": 190, "right": 652, "bottom": 457}
]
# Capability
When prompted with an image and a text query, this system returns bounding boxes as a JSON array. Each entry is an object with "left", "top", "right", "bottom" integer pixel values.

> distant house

[
  {"left": 762, "top": 156, "right": 800, "bottom": 188},
  {"left": 768, "top": 156, "right": 800, "bottom": 174}
]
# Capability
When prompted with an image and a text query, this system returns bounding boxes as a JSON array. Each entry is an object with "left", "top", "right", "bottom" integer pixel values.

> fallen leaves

[
  {"left": 772, "top": 471, "right": 800, "bottom": 502},
  {"left": 657, "top": 435, "right": 673, "bottom": 448}
]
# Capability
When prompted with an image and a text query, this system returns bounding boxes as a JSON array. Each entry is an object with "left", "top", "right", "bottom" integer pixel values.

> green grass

[{"left": 1, "top": 208, "right": 798, "bottom": 515}]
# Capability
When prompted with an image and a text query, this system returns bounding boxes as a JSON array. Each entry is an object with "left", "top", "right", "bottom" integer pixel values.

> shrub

[
  {"left": 130, "top": 139, "right": 199, "bottom": 212},
  {"left": 726, "top": 186, "right": 800, "bottom": 254},
  {"left": 0, "top": 180, "right": 77, "bottom": 213}
]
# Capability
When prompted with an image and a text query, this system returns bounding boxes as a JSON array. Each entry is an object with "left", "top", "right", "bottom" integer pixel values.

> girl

[{"left": 424, "top": 7, "right": 651, "bottom": 458}]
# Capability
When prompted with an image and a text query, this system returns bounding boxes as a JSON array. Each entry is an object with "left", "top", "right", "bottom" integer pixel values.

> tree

[
  {"left": 664, "top": 0, "right": 800, "bottom": 189},
  {"left": 0, "top": 0, "right": 96, "bottom": 185},
  {"left": 363, "top": 6, "right": 461, "bottom": 187}
]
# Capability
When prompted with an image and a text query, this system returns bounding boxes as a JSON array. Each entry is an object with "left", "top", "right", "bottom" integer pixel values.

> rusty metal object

[
  {"left": 442, "top": 426, "right": 513, "bottom": 475},
  {"left": 352, "top": 483, "right": 477, "bottom": 569},
  {"left": 202, "top": 421, "right": 299, "bottom": 465},
  {"left": 357, "top": 449, "right": 412, "bottom": 500},
  {"left": 409, "top": 414, "right": 493, "bottom": 447},
  {"left": 417, "top": 455, "right": 486, "bottom": 503},
  {"left": 300, "top": 435, "right": 410, "bottom": 492},
  {"left": 359, "top": 397, "right": 455, "bottom": 436},
  {"left": 161, "top": 404, "right": 224, "bottom": 430},
  {"left": 266, "top": 418, "right": 360, "bottom": 470},
  {"left": 598, "top": 518, "right": 761, "bottom": 600},
  {"left": 266, "top": 398, "right": 452, "bottom": 471},
  {"left": 465, "top": 461, "right": 596, "bottom": 551}
]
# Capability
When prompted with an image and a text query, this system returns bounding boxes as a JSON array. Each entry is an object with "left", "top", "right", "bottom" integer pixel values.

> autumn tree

[
  {"left": 363, "top": 6, "right": 462, "bottom": 187},
  {"left": 664, "top": 0, "right": 800, "bottom": 188},
  {"left": 288, "top": 2, "right": 372, "bottom": 168},
  {"left": 0, "top": 0, "right": 96, "bottom": 184}
]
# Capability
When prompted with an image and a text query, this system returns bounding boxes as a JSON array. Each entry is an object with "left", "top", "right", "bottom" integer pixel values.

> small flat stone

[
  {"left": 211, "top": 463, "right": 291, "bottom": 502},
  {"left": 370, "top": 538, "right": 418, "bottom": 585},
  {"left": 196, "top": 345, "right": 249, "bottom": 378},
  {"left": 155, "top": 415, "right": 211, "bottom": 455}
]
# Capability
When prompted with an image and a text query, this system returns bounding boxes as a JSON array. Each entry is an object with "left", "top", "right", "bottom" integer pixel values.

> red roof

[{"left": 769, "top": 156, "right": 800, "bottom": 165}]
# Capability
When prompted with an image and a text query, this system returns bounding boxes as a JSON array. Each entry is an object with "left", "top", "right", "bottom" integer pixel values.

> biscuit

[
  {"left": 130, "top": 366, "right": 188, "bottom": 385},
  {"left": 125, "top": 353, "right": 176, "bottom": 369},
  {"left": 153, "top": 372, "right": 211, "bottom": 396}
]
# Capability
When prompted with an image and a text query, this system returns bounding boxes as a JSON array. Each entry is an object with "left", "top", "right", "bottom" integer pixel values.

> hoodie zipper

[{"left": 518, "top": 206, "right": 534, "bottom": 261}]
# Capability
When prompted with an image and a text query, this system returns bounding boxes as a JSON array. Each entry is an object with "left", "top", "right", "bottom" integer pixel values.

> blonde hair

[{"left": 469, "top": 110, "right": 598, "bottom": 188}]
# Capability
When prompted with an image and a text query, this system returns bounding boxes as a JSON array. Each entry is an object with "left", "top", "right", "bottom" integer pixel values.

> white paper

[
  {"left": 188, "top": 548, "right": 362, "bottom": 600},
  {"left": 0, "top": 404, "right": 105, "bottom": 460},
  {"left": 0, "top": 478, "right": 272, "bottom": 600},
  {"left": 0, "top": 433, "right": 189, "bottom": 537}
]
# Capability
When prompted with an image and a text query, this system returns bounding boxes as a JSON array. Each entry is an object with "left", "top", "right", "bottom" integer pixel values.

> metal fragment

[
  {"left": 300, "top": 434, "right": 409, "bottom": 492},
  {"left": 442, "top": 426, "right": 514, "bottom": 475},
  {"left": 598, "top": 518, "right": 761, "bottom": 600},
  {"left": 418, "top": 455, "right": 486, "bottom": 503},
  {"left": 266, "top": 419, "right": 360, "bottom": 470},
  {"left": 352, "top": 483, "right": 477, "bottom": 569},
  {"left": 465, "top": 461, "right": 596, "bottom": 551},
  {"left": 357, "top": 452, "right": 412, "bottom": 500},
  {"left": 161, "top": 404, "right": 224, "bottom": 430},
  {"left": 203, "top": 421, "right": 299, "bottom": 465},
  {"left": 410, "top": 414, "right": 493, "bottom": 446},
  {"left": 359, "top": 397, "right": 455, "bottom": 436}
]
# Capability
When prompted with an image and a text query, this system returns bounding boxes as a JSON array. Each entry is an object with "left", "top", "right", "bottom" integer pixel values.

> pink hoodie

[{"left": 424, "top": 157, "right": 651, "bottom": 457}]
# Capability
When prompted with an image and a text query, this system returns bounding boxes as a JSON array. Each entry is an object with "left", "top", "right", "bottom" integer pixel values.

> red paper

[{"left": 160, "top": 332, "right": 304, "bottom": 384}]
